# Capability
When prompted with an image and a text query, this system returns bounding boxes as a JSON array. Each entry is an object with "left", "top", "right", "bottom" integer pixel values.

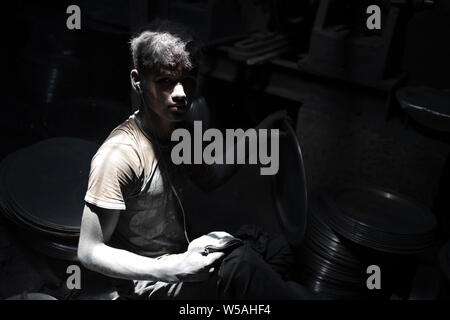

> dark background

[{"left": 1, "top": 0, "right": 450, "bottom": 300}]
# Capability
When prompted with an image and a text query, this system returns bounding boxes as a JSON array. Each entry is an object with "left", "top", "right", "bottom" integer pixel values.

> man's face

[{"left": 142, "top": 65, "right": 197, "bottom": 122}]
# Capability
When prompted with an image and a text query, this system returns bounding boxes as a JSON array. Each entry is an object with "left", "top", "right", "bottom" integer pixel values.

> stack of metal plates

[
  {"left": 321, "top": 185, "right": 436, "bottom": 254},
  {"left": 299, "top": 193, "right": 368, "bottom": 299},
  {"left": 299, "top": 186, "right": 436, "bottom": 299},
  {"left": 0, "top": 138, "right": 98, "bottom": 261}
]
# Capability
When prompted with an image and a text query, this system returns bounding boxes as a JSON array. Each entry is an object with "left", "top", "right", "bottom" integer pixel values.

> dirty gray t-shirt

[{"left": 84, "top": 112, "right": 188, "bottom": 257}]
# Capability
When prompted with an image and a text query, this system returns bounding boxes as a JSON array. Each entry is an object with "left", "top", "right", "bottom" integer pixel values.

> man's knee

[
  {"left": 218, "top": 242, "right": 270, "bottom": 286},
  {"left": 222, "top": 244, "right": 259, "bottom": 269}
]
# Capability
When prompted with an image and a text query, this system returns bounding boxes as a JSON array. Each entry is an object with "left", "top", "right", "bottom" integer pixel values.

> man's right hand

[
  {"left": 79, "top": 204, "right": 227, "bottom": 284},
  {"left": 160, "top": 248, "right": 225, "bottom": 283}
]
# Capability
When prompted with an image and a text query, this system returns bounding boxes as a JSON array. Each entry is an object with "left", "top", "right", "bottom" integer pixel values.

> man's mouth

[{"left": 169, "top": 104, "right": 188, "bottom": 112}]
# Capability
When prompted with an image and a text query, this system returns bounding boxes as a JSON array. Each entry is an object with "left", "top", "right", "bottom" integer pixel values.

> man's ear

[{"left": 130, "top": 69, "right": 140, "bottom": 92}]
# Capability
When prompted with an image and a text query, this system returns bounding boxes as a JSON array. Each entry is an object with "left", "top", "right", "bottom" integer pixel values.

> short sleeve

[{"left": 84, "top": 142, "right": 141, "bottom": 210}]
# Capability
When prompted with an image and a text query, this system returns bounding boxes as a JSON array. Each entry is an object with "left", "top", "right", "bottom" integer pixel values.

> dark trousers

[{"left": 118, "top": 238, "right": 319, "bottom": 300}]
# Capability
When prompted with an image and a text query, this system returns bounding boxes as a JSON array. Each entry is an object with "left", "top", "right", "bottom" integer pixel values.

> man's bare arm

[{"left": 77, "top": 204, "right": 224, "bottom": 283}]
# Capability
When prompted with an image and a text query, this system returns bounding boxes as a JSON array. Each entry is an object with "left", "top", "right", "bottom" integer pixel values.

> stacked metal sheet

[
  {"left": 0, "top": 138, "right": 98, "bottom": 261},
  {"left": 299, "top": 186, "right": 437, "bottom": 299},
  {"left": 321, "top": 186, "right": 436, "bottom": 254}
]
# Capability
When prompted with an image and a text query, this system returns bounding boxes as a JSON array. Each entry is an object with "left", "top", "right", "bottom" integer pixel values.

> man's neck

[{"left": 137, "top": 109, "right": 175, "bottom": 144}]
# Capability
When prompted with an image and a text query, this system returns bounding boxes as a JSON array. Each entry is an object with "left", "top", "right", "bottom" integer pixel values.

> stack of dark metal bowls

[
  {"left": 0, "top": 138, "right": 98, "bottom": 261},
  {"left": 321, "top": 186, "right": 436, "bottom": 254},
  {"left": 299, "top": 194, "right": 367, "bottom": 299},
  {"left": 298, "top": 185, "right": 437, "bottom": 299}
]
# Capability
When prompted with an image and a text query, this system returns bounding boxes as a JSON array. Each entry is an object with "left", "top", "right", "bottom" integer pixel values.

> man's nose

[{"left": 172, "top": 82, "right": 187, "bottom": 104}]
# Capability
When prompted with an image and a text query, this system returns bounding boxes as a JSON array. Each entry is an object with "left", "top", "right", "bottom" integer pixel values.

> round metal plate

[
  {"left": 321, "top": 185, "right": 436, "bottom": 253},
  {"left": 271, "top": 119, "right": 307, "bottom": 248},
  {"left": 3, "top": 138, "right": 98, "bottom": 232}
]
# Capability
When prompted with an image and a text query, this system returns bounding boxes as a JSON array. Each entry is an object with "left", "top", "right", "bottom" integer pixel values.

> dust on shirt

[{"left": 85, "top": 112, "right": 188, "bottom": 257}]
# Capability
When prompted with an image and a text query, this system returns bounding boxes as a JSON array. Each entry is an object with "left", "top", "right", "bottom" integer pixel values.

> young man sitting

[{"left": 77, "top": 20, "right": 317, "bottom": 300}]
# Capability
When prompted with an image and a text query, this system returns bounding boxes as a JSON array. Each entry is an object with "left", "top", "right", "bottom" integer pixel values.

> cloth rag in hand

[{"left": 187, "top": 231, "right": 243, "bottom": 256}]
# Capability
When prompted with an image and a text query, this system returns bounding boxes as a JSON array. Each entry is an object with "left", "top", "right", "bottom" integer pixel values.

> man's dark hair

[{"left": 130, "top": 20, "right": 202, "bottom": 76}]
